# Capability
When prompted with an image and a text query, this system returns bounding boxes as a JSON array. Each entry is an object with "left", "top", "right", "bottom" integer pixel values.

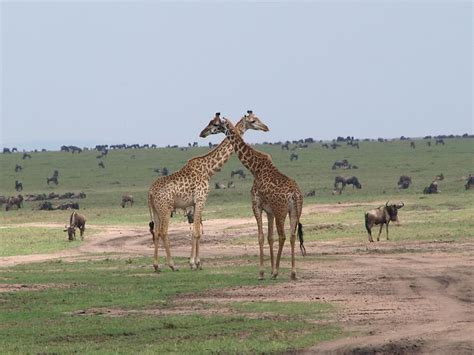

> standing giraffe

[
  {"left": 200, "top": 113, "right": 306, "bottom": 280},
  {"left": 148, "top": 112, "right": 269, "bottom": 272}
]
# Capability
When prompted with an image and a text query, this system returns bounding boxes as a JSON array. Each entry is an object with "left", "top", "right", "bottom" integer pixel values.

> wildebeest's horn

[{"left": 215, "top": 112, "right": 221, "bottom": 117}]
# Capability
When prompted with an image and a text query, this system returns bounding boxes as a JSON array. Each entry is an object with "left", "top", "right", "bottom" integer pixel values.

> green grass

[
  {"left": 0, "top": 226, "right": 90, "bottom": 257},
  {"left": 0, "top": 256, "right": 340, "bottom": 353},
  {"left": 1, "top": 138, "right": 472, "bottom": 225}
]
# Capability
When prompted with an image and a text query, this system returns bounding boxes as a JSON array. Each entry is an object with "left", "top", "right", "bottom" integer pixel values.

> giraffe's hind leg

[
  {"left": 266, "top": 212, "right": 275, "bottom": 277},
  {"left": 289, "top": 210, "right": 299, "bottom": 280},
  {"left": 160, "top": 212, "right": 178, "bottom": 271},
  {"left": 272, "top": 214, "right": 287, "bottom": 280},
  {"left": 190, "top": 201, "right": 204, "bottom": 270}
]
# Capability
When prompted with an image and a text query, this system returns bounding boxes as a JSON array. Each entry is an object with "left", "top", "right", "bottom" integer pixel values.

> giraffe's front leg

[
  {"left": 272, "top": 216, "right": 287, "bottom": 280},
  {"left": 267, "top": 213, "right": 275, "bottom": 277}
]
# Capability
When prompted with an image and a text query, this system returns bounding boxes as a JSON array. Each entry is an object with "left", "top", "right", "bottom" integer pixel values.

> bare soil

[{"left": 1, "top": 202, "right": 472, "bottom": 354}]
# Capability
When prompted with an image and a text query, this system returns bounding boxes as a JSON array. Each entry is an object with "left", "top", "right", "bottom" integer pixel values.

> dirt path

[{"left": 1, "top": 202, "right": 472, "bottom": 354}]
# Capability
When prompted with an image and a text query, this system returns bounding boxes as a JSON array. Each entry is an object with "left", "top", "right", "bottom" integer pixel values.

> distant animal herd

[{"left": 1, "top": 117, "right": 473, "bottom": 279}]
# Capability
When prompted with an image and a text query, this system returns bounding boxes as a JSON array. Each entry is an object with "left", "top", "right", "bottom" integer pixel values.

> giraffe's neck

[
  {"left": 192, "top": 119, "right": 246, "bottom": 178},
  {"left": 224, "top": 122, "right": 268, "bottom": 176}
]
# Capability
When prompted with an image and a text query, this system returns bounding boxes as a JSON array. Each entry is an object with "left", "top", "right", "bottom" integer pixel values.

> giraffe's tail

[
  {"left": 298, "top": 222, "right": 306, "bottom": 256},
  {"left": 148, "top": 192, "right": 156, "bottom": 242}
]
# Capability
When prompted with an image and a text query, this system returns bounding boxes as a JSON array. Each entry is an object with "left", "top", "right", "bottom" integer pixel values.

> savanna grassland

[{"left": 0, "top": 137, "right": 473, "bottom": 353}]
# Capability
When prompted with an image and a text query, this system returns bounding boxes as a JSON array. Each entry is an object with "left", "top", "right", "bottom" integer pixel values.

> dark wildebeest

[
  {"left": 231, "top": 169, "right": 246, "bottom": 180},
  {"left": 121, "top": 194, "right": 134, "bottom": 208},
  {"left": 322, "top": 143, "right": 329, "bottom": 149},
  {"left": 64, "top": 211, "right": 86, "bottom": 241},
  {"left": 423, "top": 181, "right": 439, "bottom": 194},
  {"left": 57, "top": 201, "right": 80, "bottom": 210},
  {"left": 15, "top": 164, "right": 22, "bottom": 172},
  {"left": 290, "top": 153, "right": 298, "bottom": 161},
  {"left": 15, "top": 180, "right": 23, "bottom": 192},
  {"left": 22, "top": 152, "right": 32, "bottom": 160},
  {"left": 365, "top": 201, "right": 404, "bottom": 242},
  {"left": 398, "top": 175, "right": 412, "bottom": 189},
  {"left": 332, "top": 159, "right": 350, "bottom": 170},
  {"left": 435, "top": 139, "right": 445, "bottom": 145},
  {"left": 330, "top": 143, "right": 341, "bottom": 149},
  {"left": 410, "top": 142, "right": 416, "bottom": 149},
  {"left": 5, "top": 195, "right": 23, "bottom": 211},
  {"left": 47, "top": 175, "right": 58, "bottom": 185},
  {"left": 334, "top": 176, "right": 362, "bottom": 190},
  {"left": 305, "top": 190, "right": 315, "bottom": 197},
  {"left": 161, "top": 167, "right": 169, "bottom": 176},
  {"left": 465, "top": 175, "right": 474, "bottom": 190},
  {"left": 3, "top": 148, "right": 11, "bottom": 154},
  {"left": 98, "top": 161, "right": 105, "bottom": 169},
  {"left": 281, "top": 142, "right": 290, "bottom": 150}
]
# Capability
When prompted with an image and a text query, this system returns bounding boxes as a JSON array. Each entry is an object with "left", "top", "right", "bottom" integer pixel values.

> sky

[{"left": 1, "top": 1, "right": 472, "bottom": 150}]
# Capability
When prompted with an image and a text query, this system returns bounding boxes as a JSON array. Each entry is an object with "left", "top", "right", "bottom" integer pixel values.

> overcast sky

[{"left": 1, "top": 1, "right": 472, "bottom": 150}]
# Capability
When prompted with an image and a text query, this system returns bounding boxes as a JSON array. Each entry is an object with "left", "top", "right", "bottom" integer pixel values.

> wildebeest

[
  {"left": 465, "top": 175, "right": 474, "bottom": 190},
  {"left": 321, "top": 143, "right": 329, "bottom": 149},
  {"left": 305, "top": 190, "right": 315, "bottom": 197},
  {"left": 15, "top": 164, "right": 22, "bottom": 172},
  {"left": 423, "top": 181, "right": 439, "bottom": 194},
  {"left": 0, "top": 196, "right": 7, "bottom": 206},
  {"left": 47, "top": 175, "right": 59, "bottom": 185},
  {"left": 365, "top": 201, "right": 404, "bottom": 242},
  {"left": 64, "top": 211, "right": 86, "bottom": 241},
  {"left": 3, "top": 148, "right": 11, "bottom": 154},
  {"left": 22, "top": 152, "right": 32, "bottom": 160},
  {"left": 15, "top": 180, "right": 23, "bottom": 192},
  {"left": 161, "top": 167, "right": 169, "bottom": 176},
  {"left": 435, "top": 139, "right": 445, "bottom": 145},
  {"left": 290, "top": 153, "right": 299, "bottom": 161},
  {"left": 281, "top": 142, "right": 290, "bottom": 150},
  {"left": 332, "top": 159, "right": 351, "bottom": 170},
  {"left": 98, "top": 161, "right": 105, "bottom": 169},
  {"left": 397, "top": 175, "right": 412, "bottom": 189},
  {"left": 121, "top": 194, "right": 134, "bottom": 208},
  {"left": 330, "top": 143, "right": 341, "bottom": 149},
  {"left": 410, "top": 142, "right": 416, "bottom": 149},
  {"left": 5, "top": 195, "right": 23, "bottom": 211},
  {"left": 231, "top": 169, "right": 246, "bottom": 180},
  {"left": 334, "top": 176, "right": 362, "bottom": 190}
]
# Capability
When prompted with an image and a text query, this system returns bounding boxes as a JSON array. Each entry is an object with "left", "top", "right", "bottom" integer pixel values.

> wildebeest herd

[{"left": 1, "top": 113, "right": 472, "bottom": 280}]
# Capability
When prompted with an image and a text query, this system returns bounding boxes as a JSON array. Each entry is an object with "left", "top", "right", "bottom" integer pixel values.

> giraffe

[
  {"left": 148, "top": 112, "right": 269, "bottom": 272},
  {"left": 199, "top": 113, "right": 306, "bottom": 280}
]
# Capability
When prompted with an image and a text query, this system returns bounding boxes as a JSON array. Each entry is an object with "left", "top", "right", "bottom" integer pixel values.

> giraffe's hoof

[
  {"left": 196, "top": 261, "right": 203, "bottom": 270},
  {"left": 190, "top": 263, "right": 197, "bottom": 271},
  {"left": 153, "top": 264, "right": 161, "bottom": 273},
  {"left": 259, "top": 271, "right": 265, "bottom": 280},
  {"left": 271, "top": 273, "right": 278, "bottom": 280},
  {"left": 170, "top": 265, "right": 179, "bottom": 271},
  {"left": 291, "top": 272, "right": 297, "bottom": 281}
]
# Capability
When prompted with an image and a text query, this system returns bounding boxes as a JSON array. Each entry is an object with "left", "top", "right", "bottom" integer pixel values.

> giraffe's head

[
  {"left": 199, "top": 112, "right": 226, "bottom": 137},
  {"left": 241, "top": 110, "right": 269, "bottom": 132}
]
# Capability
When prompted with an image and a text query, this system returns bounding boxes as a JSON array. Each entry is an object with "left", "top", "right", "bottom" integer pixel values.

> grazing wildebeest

[
  {"left": 465, "top": 175, "right": 474, "bottom": 190},
  {"left": 334, "top": 176, "right": 362, "bottom": 190},
  {"left": 38, "top": 201, "right": 55, "bottom": 210},
  {"left": 22, "top": 152, "right": 32, "bottom": 160},
  {"left": 161, "top": 167, "right": 169, "bottom": 176},
  {"left": 321, "top": 143, "right": 329, "bottom": 149},
  {"left": 15, "top": 180, "right": 23, "bottom": 192},
  {"left": 410, "top": 142, "right": 416, "bottom": 149},
  {"left": 423, "top": 181, "right": 439, "bottom": 194},
  {"left": 365, "top": 201, "right": 404, "bottom": 242},
  {"left": 290, "top": 153, "right": 298, "bottom": 161},
  {"left": 398, "top": 175, "right": 412, "bottom": 189},
  {"left": 330, "top": 143, "right": 341, "bottom": 149},
  {"left": 435, "top": 139, "right": 445, "bottom": 145},
  {"left": 3, "top": 148, "right": 11, "bottom": 154},
  {"left": 231, "top": 169, "right": 246, "bottom": 180},
  {"left": 121, "top": 194, "right": 134, "bottom": 208},
  {"left": 64, "top": 211, "right": 86, "bottom": 241},
  {"left": 57, "top": 201, "right": 80, "bottom": 210},
  {"left": 15, "top": 164, "right": 22, "bottom": 172},
  {"left": 281, "top": 142, "right": 290, "bottom": 150},
  {"left": 47, "top": 175, "right": 59, "bottom": 185},
  {"left": 305, "top": 190, "right": 315, "bottom": 197},
  {"left": 5, "top": 195, "right": 23, "bottom": 211},
  {"left": 332, "top": 159, "right": 350, "bottom": 170},
  {"left": 98, "top": 161, "right": 105, "bottom": 169}
]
